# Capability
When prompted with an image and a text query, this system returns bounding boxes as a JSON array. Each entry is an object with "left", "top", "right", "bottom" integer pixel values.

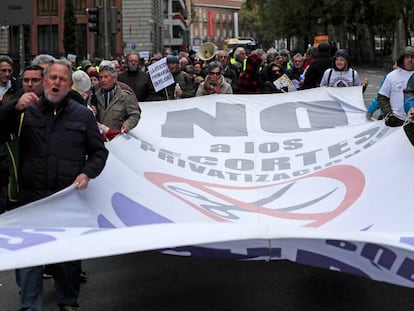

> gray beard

[{"left": 128, "top": 66, "right": 138, "bottom": 72}]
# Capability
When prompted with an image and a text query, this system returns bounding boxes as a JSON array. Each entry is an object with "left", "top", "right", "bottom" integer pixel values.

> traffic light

[
  {"left": 110, "top": 6, "right": 121, "bottom": 34},
  {"left": 87, "top": 7, "right": 100, "bottom": 33}
]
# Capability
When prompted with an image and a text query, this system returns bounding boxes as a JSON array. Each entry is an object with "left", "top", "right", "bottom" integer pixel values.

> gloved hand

[
  {"left": 104, "top": 129, "right": 122, "bottom": 141},
  {"left": 384, "top": 114, "right": 404, "bottom": 127}
]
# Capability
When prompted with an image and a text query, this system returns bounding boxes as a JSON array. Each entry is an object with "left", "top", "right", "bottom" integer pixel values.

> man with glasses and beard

[{"left": 117, "top": 52, "right": 152, "bottom": 102}]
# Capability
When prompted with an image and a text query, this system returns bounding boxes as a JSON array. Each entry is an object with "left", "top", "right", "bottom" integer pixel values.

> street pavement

[
  {"left": 360, "top": 65, "right": 388, "bottom": 108},
  {"left": 2, "top": 251, "right": 414, "bottom": 310},
  {"left": 2, "top": 66, "right": 413, "bottom": 311}
]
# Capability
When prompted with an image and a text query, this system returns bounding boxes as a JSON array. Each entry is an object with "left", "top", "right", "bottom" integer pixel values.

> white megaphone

[{"left": 197, "top": 42, "right": 218, "bottom": 61}]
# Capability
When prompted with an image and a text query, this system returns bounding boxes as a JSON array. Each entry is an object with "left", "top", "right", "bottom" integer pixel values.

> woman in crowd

[
  {"left": 261, "top": 62, "right": 286, "bottom": 93},
  {"left": 320, "top": 49, "right": 369, "bottom": 91},
  {"left": 195, "top": 61, "right": 233, "bottom": 96}
]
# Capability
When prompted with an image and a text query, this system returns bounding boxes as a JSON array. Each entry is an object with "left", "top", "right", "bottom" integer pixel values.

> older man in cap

[
  {"left": 378, "top": 46, "right": 414, "bottom": 127},
  {"left": 147, "top": 54, "right": 194, "bottom": 100}
]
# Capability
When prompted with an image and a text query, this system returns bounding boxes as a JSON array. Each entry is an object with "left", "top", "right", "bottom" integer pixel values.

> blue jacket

[{"left": 404, "top": 73, "right": 414, "bottom": 113}]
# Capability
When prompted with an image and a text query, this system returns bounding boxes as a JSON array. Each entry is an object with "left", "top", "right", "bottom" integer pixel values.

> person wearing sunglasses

[
  {"left": 262, "top": 62, "right": 287, "bottom": 93},
  {"left": 195, "top": 61, "right": 233, "bottom": 96}
]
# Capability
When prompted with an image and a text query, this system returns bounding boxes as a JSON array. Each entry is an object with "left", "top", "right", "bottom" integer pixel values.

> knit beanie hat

[
  {"left": 72, "top": 70, "right": 91, "bottom": 92},
  {"left": 166, "top": 55, "right": 179, "bottom": 64}
]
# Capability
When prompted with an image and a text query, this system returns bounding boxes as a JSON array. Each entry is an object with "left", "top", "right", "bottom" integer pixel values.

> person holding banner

[
  {"left": 147, "top": 55, "right": 194, "bottom": 101},
  {"left": 92, "top": 64, "right": 140, "bottom": 134},
  {"left": 0, "top": 59, "right": 108, "bottom": 311},
  {"left": 319, "top": 49, "right": 368, "bottom": 90},
  {"left": 379, "top": 46, "right": 414, "bottom": 127},
  {"left": 403, "top": 72, "right": 414, "bottom": 144}
]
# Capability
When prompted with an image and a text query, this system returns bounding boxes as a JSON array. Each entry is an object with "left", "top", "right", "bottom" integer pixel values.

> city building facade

[
  {"left": 122, "top": 0, "right": 164, "bottom": 58},
  {"left": 162, "top": 0, "right": 189, "bottom": 51},
  {"left": 190, "top": 0, "right": 256, "bottom": 50},
  {"left": 0, "top": 0, "right": 123, "bottom": 65},
  {"left": 0, "top": 0, "right": 256, "bottom": 70}
]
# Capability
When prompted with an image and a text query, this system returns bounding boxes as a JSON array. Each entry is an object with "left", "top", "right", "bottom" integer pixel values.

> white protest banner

[
  {"left": 2, "top": 86, "right": 414, "bottom": 289},
  {"left": 147, "top": 57, "right": 174, "bottom": 92}
]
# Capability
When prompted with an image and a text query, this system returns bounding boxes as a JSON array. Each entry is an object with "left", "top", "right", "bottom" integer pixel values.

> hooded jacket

[{"left": 302, "top": 42, "right": 333, "bottom": 89}]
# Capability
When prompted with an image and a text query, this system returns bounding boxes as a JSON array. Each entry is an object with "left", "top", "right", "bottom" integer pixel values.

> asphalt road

[
  {"left": 360, "top": 65, "right": 388, "bottom": 109},
  {"left": 2, "top": 251, "right": 414, "bottom": 311},
  {"left": 2, "top": 66, "right": 410, "bottom": 311}
]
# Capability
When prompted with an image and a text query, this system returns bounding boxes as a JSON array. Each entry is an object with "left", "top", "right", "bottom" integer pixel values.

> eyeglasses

[
  {"left": 23, "top": 77, "right": 42, "bottom": 83},
  {"left": 0, "top": 68, "right": 12, "bottom": 73},
  {"left": 272, "top": 70, "right": 281, "bottom": 73},
  {"left": 209, "top": 72, "right": 221, "bottom": 76}
]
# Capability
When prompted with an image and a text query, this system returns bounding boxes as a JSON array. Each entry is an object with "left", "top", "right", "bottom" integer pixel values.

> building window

[
  {"left": 74, "top": 0, "right": 87, "bottom": 15},
  {"left": 37, "top": 0, "right": 58, "bottom": 16},
  {"left": 9, "top": 25, "right": 30, "bottom": 62},
  {"left": 38, "top": 25, "right": 59, "bottom": 56},
  {"left": 163, "top": 0, "right": 169, "bottom": 19},
  {"left": 172, "top": 26, "right": 183, "bottom": 38}
]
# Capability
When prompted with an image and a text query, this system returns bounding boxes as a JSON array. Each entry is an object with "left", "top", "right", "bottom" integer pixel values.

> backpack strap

[
  {"left": 352, "top": 69, "right": 355, "bottom": 85},
  {"left": 327, "top": 68, "right": 333, "bottom": 86}
]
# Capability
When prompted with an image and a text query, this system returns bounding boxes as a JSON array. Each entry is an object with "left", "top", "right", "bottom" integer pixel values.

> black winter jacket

[
  {"left": 302, "top": 52, "right": 333, "bottom": 89},
  {"left": 0, "top": 95, "right": 108, "bottom": 204}
]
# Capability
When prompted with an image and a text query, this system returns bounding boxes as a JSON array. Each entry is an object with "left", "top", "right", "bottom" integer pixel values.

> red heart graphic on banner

[{"left": 145, "top": 164, "right": 365, "bottom": 227}]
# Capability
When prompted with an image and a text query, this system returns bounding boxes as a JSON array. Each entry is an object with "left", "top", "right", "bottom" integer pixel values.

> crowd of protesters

[
  {"left": 1, "top": 40, "right": 414, "bottom": 310},
  {"left": 56, "top": 41, "right": 370, "bottom": 103}
]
